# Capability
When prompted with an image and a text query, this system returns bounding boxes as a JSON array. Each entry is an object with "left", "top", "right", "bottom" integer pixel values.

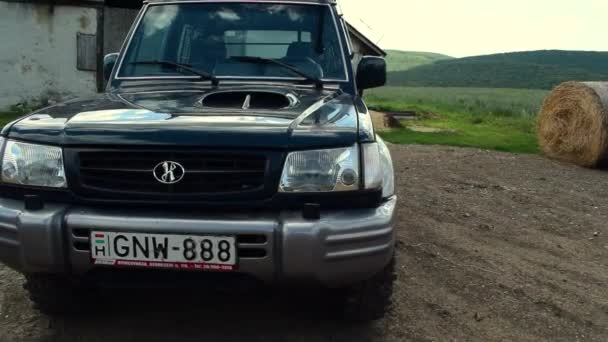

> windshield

[{"left": 118, "top": 3, "right": 348, "bottom": 81}]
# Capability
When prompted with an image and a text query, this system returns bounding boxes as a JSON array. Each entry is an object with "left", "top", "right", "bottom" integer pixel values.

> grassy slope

[
  {"left": 385, "top": 50, "right": 453, "bottom": 72},
  {"left": 388, "top": 50, "right": 608, "bottom": 89},
  {"left": 366, "top": 87, "right": 548, "bottom": 153}
]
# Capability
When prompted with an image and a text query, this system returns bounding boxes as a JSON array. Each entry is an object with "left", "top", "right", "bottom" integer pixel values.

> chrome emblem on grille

[{"left": 153, "top": 161, "right": 185, "bottom": 184}]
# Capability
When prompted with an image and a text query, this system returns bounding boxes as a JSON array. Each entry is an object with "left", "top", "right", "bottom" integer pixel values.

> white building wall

[
  {"left": 350, "top": 36, "right": 364, "bottom": 68},
  {"left": 0, "top": 2, "right": 98, "bottom": 110}
]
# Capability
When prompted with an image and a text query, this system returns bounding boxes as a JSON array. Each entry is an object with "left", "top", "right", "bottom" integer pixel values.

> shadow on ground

[{"left": 39, "top": 289, "right": 386, "bottom": 342}]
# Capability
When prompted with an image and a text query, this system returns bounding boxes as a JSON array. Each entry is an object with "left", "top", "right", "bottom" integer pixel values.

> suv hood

[{"left": 4, "top": 87, "right": 358, "bottom": 149}]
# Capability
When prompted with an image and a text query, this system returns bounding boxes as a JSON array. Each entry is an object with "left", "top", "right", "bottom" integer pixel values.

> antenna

[
  {"left": 358, "top": 18, "right": 383, "bottom": 47},
  {"left": 358, "top": 18, "right": 374, "bottom": 31}
]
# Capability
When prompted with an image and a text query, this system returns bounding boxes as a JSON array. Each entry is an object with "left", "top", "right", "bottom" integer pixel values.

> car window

[{"left": 119, "top": 3, "right": 348, "bottom": 81}]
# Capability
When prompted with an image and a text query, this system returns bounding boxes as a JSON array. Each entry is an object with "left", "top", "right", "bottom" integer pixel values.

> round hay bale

[{"left": 538, "top": 81, "right": 608, "bottom": 167}]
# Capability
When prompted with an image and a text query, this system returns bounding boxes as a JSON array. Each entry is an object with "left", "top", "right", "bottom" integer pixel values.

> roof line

[
  {"left": 145, "top": 0, "right": 337, "bottom": 4},
  {"left": 345, "top": 22, "right": 387, "bottom": 57}
]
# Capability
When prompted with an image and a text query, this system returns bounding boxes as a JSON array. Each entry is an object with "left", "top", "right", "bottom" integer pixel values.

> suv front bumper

[{"left": 0, "top": 197, "right": 396, "bottom": 288}]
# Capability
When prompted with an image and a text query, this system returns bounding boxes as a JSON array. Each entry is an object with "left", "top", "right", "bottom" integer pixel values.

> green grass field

[{"left": 366, "top": 87, "right": 549, "bottom": 154}]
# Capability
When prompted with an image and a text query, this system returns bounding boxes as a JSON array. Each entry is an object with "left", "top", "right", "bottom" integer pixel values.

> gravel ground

[{"left": 1, "top": 144, "right": 607, "bottom": 342}]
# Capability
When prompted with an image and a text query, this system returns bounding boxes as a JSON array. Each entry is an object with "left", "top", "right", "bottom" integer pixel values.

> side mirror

[
  {"left": 356, "top": 56, "right": 387, "bottom": 91},
  {"left": 103, "top": 53, "right": 119, "bottom": 82}
]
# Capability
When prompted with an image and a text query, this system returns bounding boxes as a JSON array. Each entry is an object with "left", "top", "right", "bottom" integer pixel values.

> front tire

[{"left": 340, "top": 256, "right": 396, "bottom": 322}]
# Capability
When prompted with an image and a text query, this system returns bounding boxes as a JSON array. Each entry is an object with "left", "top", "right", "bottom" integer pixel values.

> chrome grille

[{"left": 77, "top": 151, "right": 267, "bottom": 195}]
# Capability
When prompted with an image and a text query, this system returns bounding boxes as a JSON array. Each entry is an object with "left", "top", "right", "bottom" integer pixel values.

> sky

[{"left": 339, "top": 0, "right": 608, "bottom": 57}]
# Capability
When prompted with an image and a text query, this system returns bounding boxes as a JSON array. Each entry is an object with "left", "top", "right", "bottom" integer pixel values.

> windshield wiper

[
  {"left": 230, "top": 56, "right": 324, "bottom": 89},
  {"left": 129, "top": 60, "right": 219, "bottom": 86}
]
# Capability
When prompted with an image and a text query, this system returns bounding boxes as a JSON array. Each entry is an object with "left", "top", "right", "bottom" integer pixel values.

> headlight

[
  {"left": 377, "top": 138, "right": 395, "bottom": 198},
  {"left": 279, "top": 145, "right": 359, "bottom": 192},
  {"left": 362, "top": 143, "right": 382, "bottom": 190},
  {"left": 1, "top": 139, "right": 67, "bottom": 188},
  {"left": 363, "top": 139, "right": 395, "bottom": 198}
]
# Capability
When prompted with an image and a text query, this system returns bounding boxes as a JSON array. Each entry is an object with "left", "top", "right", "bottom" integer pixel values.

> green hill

[
  {"left": 385, "top": 50, "right": 453, "bottom": 72},
  {"left": 387, "top": 50, "right": 608, "bottom": 90}
]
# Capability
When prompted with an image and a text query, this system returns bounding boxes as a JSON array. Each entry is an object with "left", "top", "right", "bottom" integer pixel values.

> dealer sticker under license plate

[{"left": 90, "top": 231, "right": 237, "bottom": 271}]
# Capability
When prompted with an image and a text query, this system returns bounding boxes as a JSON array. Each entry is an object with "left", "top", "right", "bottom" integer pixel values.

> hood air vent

[{"left": 201, "top": 91, "right": 296, "bottom": 110}]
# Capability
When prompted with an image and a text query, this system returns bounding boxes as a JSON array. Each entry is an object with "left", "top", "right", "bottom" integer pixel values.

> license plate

[{"left": 90, "top": 231, "right": 237, "bottom": 271}]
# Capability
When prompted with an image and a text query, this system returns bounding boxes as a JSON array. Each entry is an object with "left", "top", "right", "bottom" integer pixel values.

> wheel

[
  {"left": 23, "top": 274, "right": 96, "bottom": 315},
  {"left": 340, "top": 256, "right": 396, "bottom": 322}
]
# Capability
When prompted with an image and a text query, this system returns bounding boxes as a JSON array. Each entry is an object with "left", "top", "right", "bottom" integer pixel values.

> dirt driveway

[{"left": 1, "top": 144, "right": 607, "bottom": 342}]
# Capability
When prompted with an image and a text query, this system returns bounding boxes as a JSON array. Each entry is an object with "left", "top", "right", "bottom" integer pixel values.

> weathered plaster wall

[{"left": 0, "top": 1, "right": 98, "bottom": 110}]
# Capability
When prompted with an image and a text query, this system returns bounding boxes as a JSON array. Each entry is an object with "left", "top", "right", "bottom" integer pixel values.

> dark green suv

[{"left": 0, "top": 0, "right": 396, "bottom": 321}]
